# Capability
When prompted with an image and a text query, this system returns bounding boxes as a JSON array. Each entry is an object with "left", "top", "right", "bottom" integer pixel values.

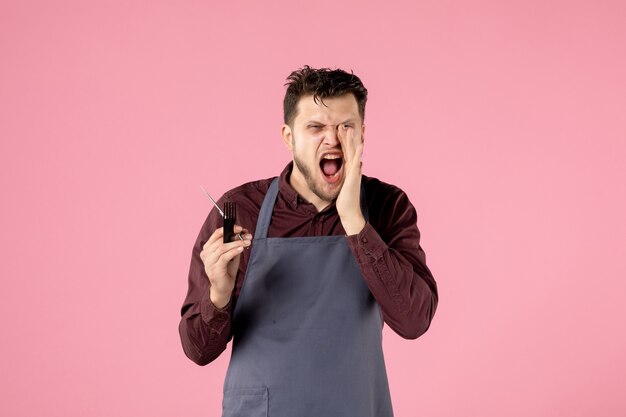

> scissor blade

[{"left": 199, "top": 185, "right": 224, "bottom": 217}]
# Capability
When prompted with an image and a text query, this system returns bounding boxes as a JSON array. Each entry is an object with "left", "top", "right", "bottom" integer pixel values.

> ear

[
  {"left": 361, "top": 124, "right": 366, "bottom": 144},
  {"left": 281, "top": 124, "right": 294, "bottom": 151}
]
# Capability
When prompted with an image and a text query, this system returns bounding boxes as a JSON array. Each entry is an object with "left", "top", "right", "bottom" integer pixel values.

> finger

[
  {"left": 347, "top": 127, "right": 359, "bottom": 168},
  {"left": 205, "top": 227, "right": 224, "bottom": 249},
  {"left": 234, "top": 225, "right": 253, "bottom": 241},
  {"left": 233, "top": 224, "right": 249, "bottom": 234},
  {"left": 353, "top": 132, "right": 363, "bottom": 159},
  {"left": 205, "top": 234, "right": 251, "bottom": 255},
  {"left": 347, "top": 125, "right": 363, "bottom": 154},
  {"left": 215, "top": 245, "right": 245, "bottom": 268},
  {"left": 354, "top": 139, "right": 364, "bottom": 165},
  {"left": 337, "top": 124, "right": 345, "bottom": 147},
  {"left": 205, "top": 224, "right": 252, "bottom": 249},
  {"left": 338, "top": 125, "right": 354, "bottom": 164},
  {"left": 216, "top": 239, "right": 251, "bottom": 258},
  {"left": 201, "top": 238, "right": 250, "bottom": 266},
  {"left": 348, "top": 126, "right": 358, "bottom": 160}
]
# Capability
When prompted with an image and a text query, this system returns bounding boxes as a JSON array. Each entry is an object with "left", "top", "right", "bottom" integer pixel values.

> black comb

[{"left": 223, "top": 201, "right": 236, "bottom": 243}]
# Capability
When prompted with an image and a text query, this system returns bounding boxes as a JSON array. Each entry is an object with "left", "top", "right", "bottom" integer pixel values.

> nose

[{"left": 322, "top": 125, "right": 340, "bottom": 146}]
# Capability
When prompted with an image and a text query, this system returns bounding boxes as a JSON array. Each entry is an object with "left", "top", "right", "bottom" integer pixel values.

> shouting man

[{"left": 179, "top": 65, "right": 438, "bottom": 417}]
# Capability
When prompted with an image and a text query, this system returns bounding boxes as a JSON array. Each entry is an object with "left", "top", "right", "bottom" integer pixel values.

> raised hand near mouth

[{"left": 336, "top": 124, "right": 366, "bottom": 236}]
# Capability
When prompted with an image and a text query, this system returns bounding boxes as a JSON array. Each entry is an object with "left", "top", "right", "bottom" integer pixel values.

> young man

[{"left": 179, "top": 66, "right": 438, "bottom": 417}]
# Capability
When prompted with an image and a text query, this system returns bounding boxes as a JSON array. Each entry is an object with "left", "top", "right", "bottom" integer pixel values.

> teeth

[{"left": 322, "top": 154, "right": 342, "bottom": 160}]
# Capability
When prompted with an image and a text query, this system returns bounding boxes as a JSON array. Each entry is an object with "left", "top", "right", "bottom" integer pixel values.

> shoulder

[
  {"left": 222, "top": 176, "right": 275, "bottom": 201},
  {"left": 219, "top": 176, "right": 277, "bottom": 219},
  {"left": 362, "top": 175, "right": 417, "bottom": 231},
  {"left": 362, "top": 175, "right": 411, "bottom": 207}
]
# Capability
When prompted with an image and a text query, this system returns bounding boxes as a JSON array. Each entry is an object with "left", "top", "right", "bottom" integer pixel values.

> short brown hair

[{"left": 283, "top": 65, "right": 368, "bottom": 126}]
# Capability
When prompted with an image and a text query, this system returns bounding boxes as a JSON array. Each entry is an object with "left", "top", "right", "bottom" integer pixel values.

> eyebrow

[{"left": 305, "top": 118, "right": 357, "bottom": 126}]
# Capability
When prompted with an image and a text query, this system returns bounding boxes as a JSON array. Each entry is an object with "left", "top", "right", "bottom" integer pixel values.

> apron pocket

[{"left": 222, "top": 387, "right": 268, "bottom": 417}]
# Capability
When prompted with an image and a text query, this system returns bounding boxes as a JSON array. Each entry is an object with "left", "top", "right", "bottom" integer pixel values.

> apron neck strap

[
  {"left": 255, "top": 177, "right": 370, "bottom": 239},
  {"left": 255, "top": 177, "right": 280, "bottom": 239}
]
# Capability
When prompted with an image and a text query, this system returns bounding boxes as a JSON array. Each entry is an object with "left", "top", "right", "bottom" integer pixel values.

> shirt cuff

[
  {"left": 346, "top": 222, "right": 387, "bottom": 264},
  {"left": 200, "top": 291, "right": 232, "bottom": 334}
]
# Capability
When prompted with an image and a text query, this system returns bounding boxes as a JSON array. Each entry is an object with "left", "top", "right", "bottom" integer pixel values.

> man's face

[{"left": 282, "top": 94, "right": 364, "bottom": 205}]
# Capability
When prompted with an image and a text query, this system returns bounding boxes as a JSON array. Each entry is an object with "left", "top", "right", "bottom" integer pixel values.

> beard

[{"left": 292, "top": 139, "right": 342, "bottom": 203}]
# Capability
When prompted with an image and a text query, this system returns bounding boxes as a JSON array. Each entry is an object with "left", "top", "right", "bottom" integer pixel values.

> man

[{"left": 179, "top": 66, "right": 438, "bottom": 417}]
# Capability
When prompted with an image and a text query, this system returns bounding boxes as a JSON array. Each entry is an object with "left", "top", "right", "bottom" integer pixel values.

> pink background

[{"left": 1, "top": 1, "right": 625, "bottom": 416}]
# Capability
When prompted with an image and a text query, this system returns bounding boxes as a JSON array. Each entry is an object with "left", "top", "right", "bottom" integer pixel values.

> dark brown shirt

[{"left": 179, "top": 163, "right": 438, "bottom": 365}]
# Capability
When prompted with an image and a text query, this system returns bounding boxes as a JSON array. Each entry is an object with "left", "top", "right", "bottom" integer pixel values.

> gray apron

[{"left": 222, "top": 177, "right": 393, "bottom": 417}]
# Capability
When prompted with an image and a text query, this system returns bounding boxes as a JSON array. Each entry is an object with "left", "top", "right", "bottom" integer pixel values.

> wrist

[
  {"left": 209, "top": 288, "right": 232, "bottom": 310},
  {"left": 341, "top": 214, "right": 366, "bottom": 236}
]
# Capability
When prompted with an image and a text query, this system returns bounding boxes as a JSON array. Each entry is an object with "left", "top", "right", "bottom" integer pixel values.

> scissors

[{"left": 199, "top": 186, "right": 244, "bottom": 241}]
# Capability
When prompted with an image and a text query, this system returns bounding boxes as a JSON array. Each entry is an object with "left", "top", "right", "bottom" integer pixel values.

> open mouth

[{"left": 319, "top": 153, "right": 344, "bottom": 183}]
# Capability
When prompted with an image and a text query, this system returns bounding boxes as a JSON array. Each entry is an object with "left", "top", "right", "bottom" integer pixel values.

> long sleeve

[
  {"left": 346, "top": 185, "right": 438, "bottom": 339},
  {"left": 178, "top": 207, "right": 234, "bottom": 366},
  {"left": 178, "top": 167, "right": 438, "bottom": 366},
  {"left": 177, "top": 178, "right": 271, "bottom": 367}
]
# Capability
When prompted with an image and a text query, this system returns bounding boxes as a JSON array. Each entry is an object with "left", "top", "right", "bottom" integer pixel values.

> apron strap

[
  {"left": 255, "top": 177, "right": 280, "bottom": 239},
  {"left": 255, "top": 176, "right": 370, "bottom": 239}
]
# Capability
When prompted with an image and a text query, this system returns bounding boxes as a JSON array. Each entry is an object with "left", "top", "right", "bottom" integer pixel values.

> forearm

[
  {"left": 179, "top": 291, "right": 232, "bottom": 365},
  {"left": 179, "top": 209, "right": 234, "bottom": 365},
  {"left": 347, "top": 223, "right": 438, "bottom": 339}
]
